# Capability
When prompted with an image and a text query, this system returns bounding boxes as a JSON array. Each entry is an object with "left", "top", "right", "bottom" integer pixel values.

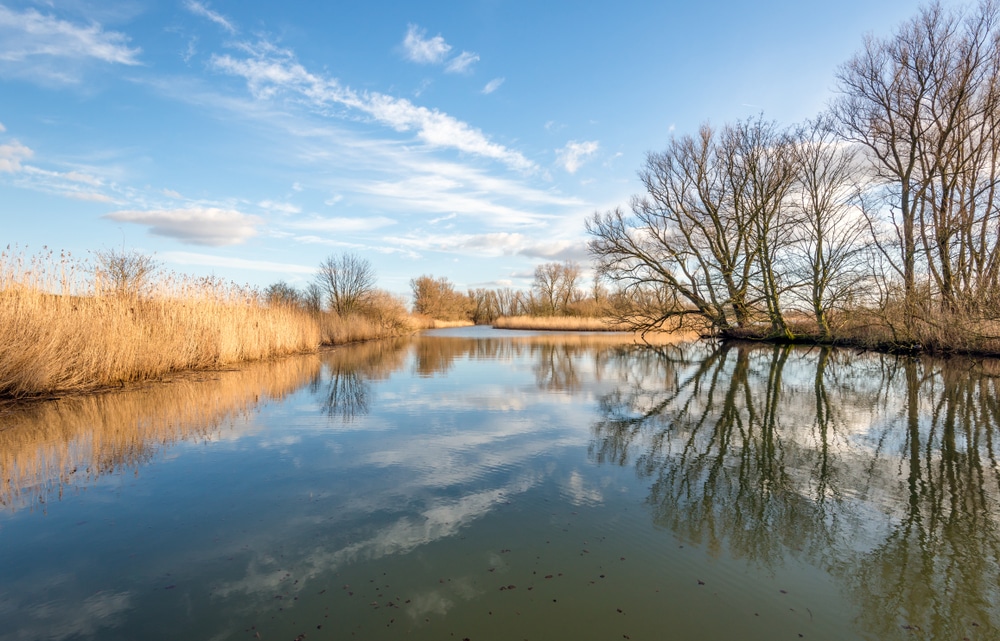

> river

[{"left": 1, "top": 327, "right": 997, "bottom": 640}]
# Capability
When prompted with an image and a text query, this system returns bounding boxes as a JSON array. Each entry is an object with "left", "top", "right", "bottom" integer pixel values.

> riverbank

[
  {"left": 0, "top": 248, "right": 415, "bottom": 400},
  {"left": 718, "top": 311, "right": 1000, "bottom": 358},
  {"left": 492, "top": 315, "right": 629, "bottom": 331},
  {"left": 0, "top": 285, "right": 415, "bottom": 401}
]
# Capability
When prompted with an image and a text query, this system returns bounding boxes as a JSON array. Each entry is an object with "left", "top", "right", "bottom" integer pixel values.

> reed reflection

[
  {"left": 0, "top": 354, "right": 323, "bottom": 511},
  {"left": 591, "top": 342, "right": 1000, "bottom": 639}
]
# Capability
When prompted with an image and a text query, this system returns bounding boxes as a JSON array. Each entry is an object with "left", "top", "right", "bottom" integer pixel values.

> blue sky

[{"left": 0, "top": 0, "right": 950, "bottom": 297}]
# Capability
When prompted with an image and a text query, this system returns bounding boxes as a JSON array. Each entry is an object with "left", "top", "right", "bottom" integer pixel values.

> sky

[{"left": 0, "top": 0, "right": 958, "bottom": 298}]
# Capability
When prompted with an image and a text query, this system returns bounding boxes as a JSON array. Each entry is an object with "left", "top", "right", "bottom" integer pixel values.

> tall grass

[
  {"left": 493, "top": 315, "right": 630, "bottom": 331},
  {"left": 0, "top": 247, "right": 411, "bottom": 399}
]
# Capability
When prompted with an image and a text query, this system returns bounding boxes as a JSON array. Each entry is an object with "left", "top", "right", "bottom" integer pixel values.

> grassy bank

[
  {"left": 718, "top": 307, "right": 1000, "bottom": 357},
  {"left": 0, "top": 248, "right": 413, "bottom": 400},
  {"left": 492, "top": 315, "right": 629, "bottom": 331}
]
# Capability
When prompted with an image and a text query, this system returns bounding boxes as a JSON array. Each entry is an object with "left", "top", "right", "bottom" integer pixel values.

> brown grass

[
  {"left": 493, "top": 315, "right": 631, "bottom": 331},
  {"left": 0, "top": 247, "right": 413, "bottom": 399}
]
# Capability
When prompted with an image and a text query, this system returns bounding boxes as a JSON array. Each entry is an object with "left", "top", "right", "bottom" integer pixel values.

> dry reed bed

[
  {"left": 492, "top": 315, "right": 630, "bottom": 331},
  {"left": 0, "top": 248, "right": 412, "bottom": 399}
]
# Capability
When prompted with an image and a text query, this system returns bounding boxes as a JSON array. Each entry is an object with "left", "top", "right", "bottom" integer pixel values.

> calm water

[{"left": 1, "top": 327, "right": 998, "bottom": 640}]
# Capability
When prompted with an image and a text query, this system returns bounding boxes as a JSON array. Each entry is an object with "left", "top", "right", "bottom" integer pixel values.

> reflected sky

[{"left": 1, "top": 332, "right": 997, "bottom": 640}]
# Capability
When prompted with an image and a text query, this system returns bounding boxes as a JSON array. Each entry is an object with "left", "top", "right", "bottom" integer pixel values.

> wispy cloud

[
  {"left": 481, "top": 77, "right": 504, "bottom": 95},
  {"left": 184, "top": 0, "right": 237, "bottom": 35},
  {"left": 286, "top": 215, "right": 396, "bottom": 233},
  {"left": 0, "top": 140, "right": 32, "bottom": 172},
  {"left": 104, "top": 207, "right": 261, "bottom": 246},
  {"left": 402, "top": 24, "right": 479, "bottom": 74},
  {"left": 557, "top": 140, "right": 599, "bottom": 173},
  {"left": 64, "top": 190, "right": 116, "bottom": 203},
  {"left": 402, "top": 24, "right": 451, "bottom": 64},
  {"left": 258, "top": 199, "right": 300, "bottom": 215},
  {"left": 210, "top": 41, "right": 533, "bottom": 170},
  {"left": 0, "top": 5, "right": 140, "bottom": 83},
  {"left": 445, "top": 51, "right": 479, "bottom": 74}
]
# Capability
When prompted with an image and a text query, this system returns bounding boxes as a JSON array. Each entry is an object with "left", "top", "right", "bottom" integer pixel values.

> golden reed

[{"left": 0, "top": 247, "right": 410, "bottom": 399}]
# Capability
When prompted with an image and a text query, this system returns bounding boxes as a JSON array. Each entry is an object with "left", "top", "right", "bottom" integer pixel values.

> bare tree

[
  {"left": 789, "top": 117, "right": 872, "bottom": 337},
  {"left": 411, "top": 275, "right": 471, "bottom": 321},
  {"left": 302, "top": 282, "right": 324, "bottom": 314},
  {"left": 588, "top": 117, "right": 797, "bottom": 336},
  {"left": 531, "top": 261, "right": 583, "bottom": 315},
  {"left": 834, "top": 0, "right": 1000, "bottom": 313},
  {"left": 264, "top": 281, "right": 302, "bottom": 307},
  {"left": 92, "top": 248, "right": 158, "bottom": 297},
  {"left": 315, "top": 253, "right": 376, "bottom": 315}
]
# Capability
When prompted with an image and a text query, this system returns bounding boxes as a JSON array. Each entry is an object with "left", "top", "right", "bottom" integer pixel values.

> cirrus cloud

[
  {"left": 211, "top": 42, "right": 533, "bottom": 171},
  {"left": 556, "top": 140, "right": 599, "bottom": 174},
  {"left": 0, "top": 5, "right": 141, "bottom": 83},
  {"left": 0, "top": 140, "right": 32, "bottom": 172},
  {"left": 104, "top": 207, "right": 262, "bottom": 246},
  {"left": 482, "top": 77, "right": 505, "bottom": 95}
]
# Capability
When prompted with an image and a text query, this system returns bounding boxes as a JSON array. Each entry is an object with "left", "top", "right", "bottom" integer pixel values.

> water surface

[{"left": 1, "top": 328, "right": 997, "bottom": 640}]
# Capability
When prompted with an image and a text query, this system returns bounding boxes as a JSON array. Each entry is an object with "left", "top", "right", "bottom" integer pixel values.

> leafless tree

[
  {"left": 588, "top": 117, "right": 797, "bottom": 336},
  {"left": 834, "top": 0, "right": 1000, "bottom": 312},
  {"left": 264, "top": 281, "right": 302, "bottom": 307},
  {"left": 91, "top": 248, "right": 158, "bottom": 298},
  {"left": 531, "top": 261, "right": 582, "bottom": 315},
  {"left": 411, "top": 275, "right": 471, "bottom": 321},
  {"left": 789, "top": 117, "right": 872, "bottom": 337},
  {"left": 315, "top": 253, "right": 376, "bottom": 315}
]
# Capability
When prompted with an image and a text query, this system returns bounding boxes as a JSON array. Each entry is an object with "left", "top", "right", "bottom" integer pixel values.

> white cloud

[
  {"left": 445, "top": 51, "right": 479, "bottom": 74},
  {"left": 184, "top": 0, "right": 237, "bottom": 35},
  {"left": 429, "top": 213, "right": 457, "bottom": 225},
  {"left": 286, "top": 216, "right": 396, "bottom": 233},
  {"left": 104, "top": 207, "right": 261, "bottom": 246},
  {"left": 557, "top": 140, "right": 599, "bottom": 174},
  {"left": 402, "top": 24, "right": 451, "bottom": 64},
  {"left": 0, "top": 140, "right": 32, "bottom": 172},
  {"left": 65, "top": 191, "right": 116, "bottom": 203},
  {"left": 0, "top": 5, "right": 141, "bottom": 83},
  {"left": 258, "top": 199, "right": 300, "bottom": 214},
  {"left": 387, "top": 231, "right": 531, "bottom": 257},
  {"left": 64, "top": 171, "right": 103, "bottom": 186},
  {"left": 210, "top": 42, "right": 534, "bottom": 171},
  {"left": 482, "top": 77, "right": 505, "bottom": 95},
  {"left": 0, "top": 121, "right": 6, "bottom": 132}
]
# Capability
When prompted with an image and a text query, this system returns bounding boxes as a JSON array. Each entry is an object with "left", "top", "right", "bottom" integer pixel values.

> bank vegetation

[
  {"left": 588, "top": 0, "right": 1000, "bottom": 356},
  {"left": 0, "top": 247, "right": 414, "bottom": 400}
]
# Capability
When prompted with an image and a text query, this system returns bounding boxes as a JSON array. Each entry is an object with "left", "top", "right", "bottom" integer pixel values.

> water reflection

[
  {"left": 315, "top": 339, "right": 409, "bottom": 421},
  {"left": 0, "top": 333, "right": 648, "bottom": 513},
  {"left": 0, "top": 354, "right": 322, "bottom": 510},
  {"left": 592, "top": 342, "right": 1000, "bottom": 639}
]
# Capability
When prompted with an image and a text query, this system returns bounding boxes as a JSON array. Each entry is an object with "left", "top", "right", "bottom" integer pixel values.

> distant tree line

[
  {"left": 410, "top": 261, "right": 634, "bottom": 324},
  {"left": 589, "top": 0, "right": 1000, "bottom": 348}
]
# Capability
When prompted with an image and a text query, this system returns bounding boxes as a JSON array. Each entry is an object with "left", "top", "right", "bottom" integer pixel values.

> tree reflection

[
  {"left": 316, "top": 339, "right": 408, "bottom": 422},
  {"left": 592, "top": 342, "right": 1000, "bottom": 639}
]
